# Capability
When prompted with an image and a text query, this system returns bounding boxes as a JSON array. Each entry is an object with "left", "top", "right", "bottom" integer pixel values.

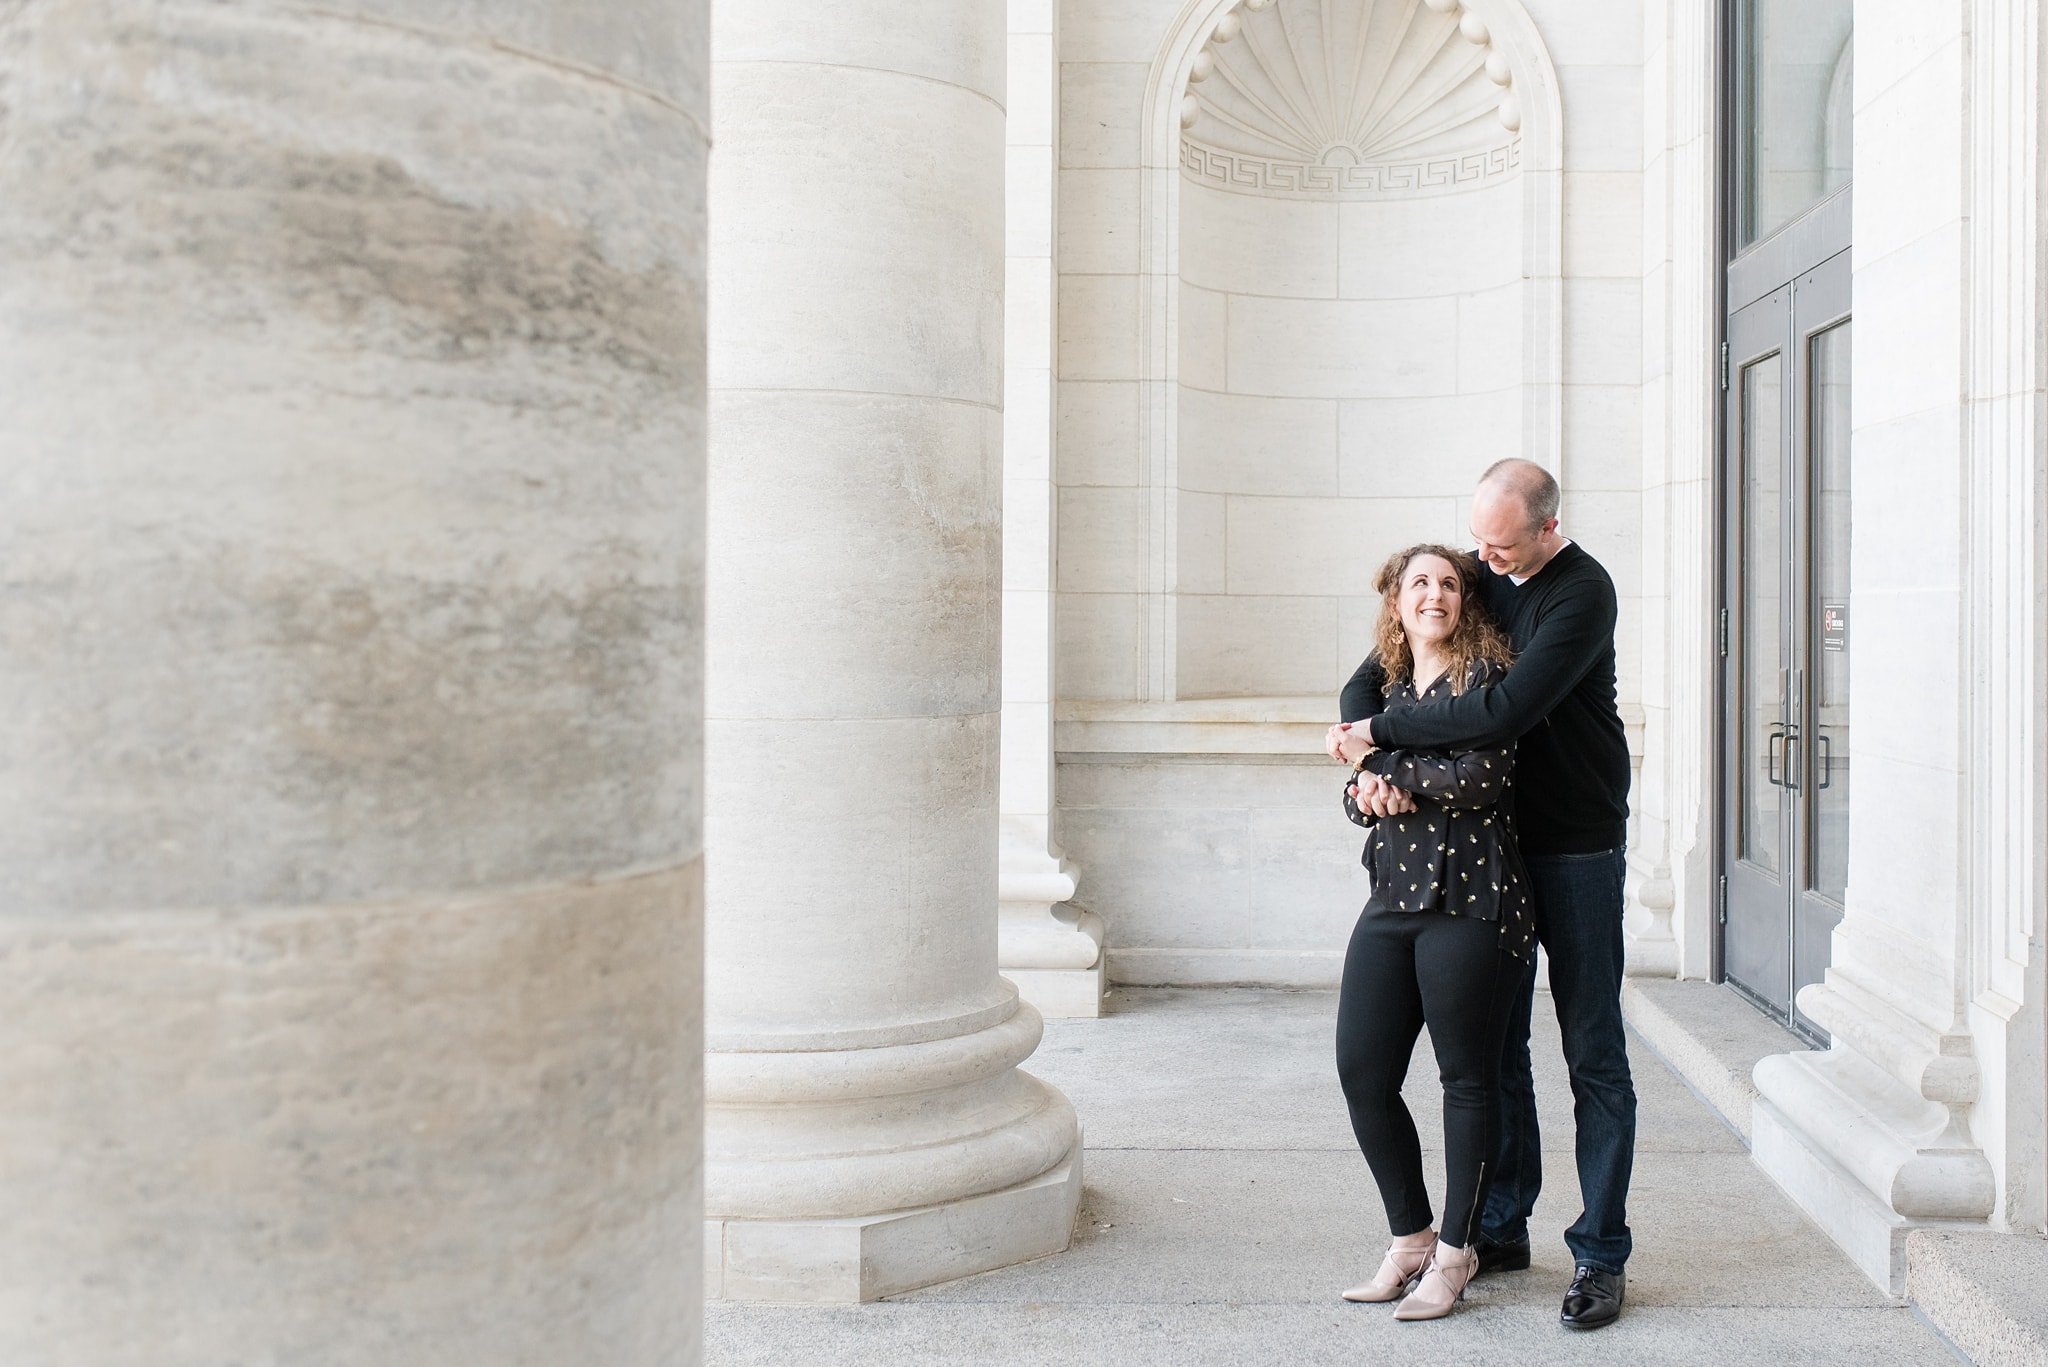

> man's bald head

[
  {"left": 1477, "top": 458, "right": 1560, "bottom": 533},
  {"left": 1470, "top": 458, "right": 1565, "bottom": 578}
]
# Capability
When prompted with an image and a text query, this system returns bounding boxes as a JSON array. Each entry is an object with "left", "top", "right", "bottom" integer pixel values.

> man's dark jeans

[{"left": 1480, "top": 846, "right": 1635, "bottom": 1273}]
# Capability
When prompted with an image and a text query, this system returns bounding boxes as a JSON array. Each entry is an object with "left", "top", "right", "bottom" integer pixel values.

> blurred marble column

[
  {"left": 0, "top": 0, "right": 709, "bottom": 1362},
  {"left": 704, "top": 0, "right": 1082, "bottom": 1304},
  {"left": 998, "top": 0, "right": 1103, "bottom": 1017}
]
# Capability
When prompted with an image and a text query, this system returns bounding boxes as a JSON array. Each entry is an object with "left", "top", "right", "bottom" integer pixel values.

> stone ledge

[
  {"left": 1621, "top": 977, "right": 1807, "bottom": 1142},
  {"left": 1106, "top": 946, "right": 1344, "bottom": 989},
  {"left": 1053, "top": 697, "right": 1649, "bottom": 759},
  {"left": 1908, "top": 1228, "right": 2048, "bottom": 1367},
  {"left": 1055, "top": 696, "right": 1332, "bottom": 757}
]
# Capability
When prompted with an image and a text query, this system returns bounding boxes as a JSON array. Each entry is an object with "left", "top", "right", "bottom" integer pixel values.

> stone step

[
  {"left": 1620, "top": 976, "right": 1807, "bottom": 1142},
  {"left": 1908, "top": 1228, "right": 2048, "bottom": 1367}
]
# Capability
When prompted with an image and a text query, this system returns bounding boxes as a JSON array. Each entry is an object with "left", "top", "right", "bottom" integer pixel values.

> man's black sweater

[{"left": 1340, "top": 541, "right": 1631, "bottom": 856}]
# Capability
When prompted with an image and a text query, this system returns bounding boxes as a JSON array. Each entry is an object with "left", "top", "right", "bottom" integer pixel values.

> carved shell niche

[{"left": 1182, "top": 0, "right": 1522, "bottom": 199}]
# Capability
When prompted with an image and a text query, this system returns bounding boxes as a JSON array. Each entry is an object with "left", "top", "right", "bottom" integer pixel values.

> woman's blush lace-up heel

[
  {"left": 1392, "top": 1241, "right": 1480, "bottom": 1320},
  {"left": 1341, "top": 1230, "right": 1439, "bottom": 1303}
]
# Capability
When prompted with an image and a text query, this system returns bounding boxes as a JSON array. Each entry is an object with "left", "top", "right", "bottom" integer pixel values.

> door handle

[
  {"left": 1785, "top": 668, "right": 1802, "bottom": 791},
  {"left": 1817, "top": 731, "right": 1833, "bottom": 789},
  {"left": 1766, "top": 723, "right": 1786, "bottom": 786}
]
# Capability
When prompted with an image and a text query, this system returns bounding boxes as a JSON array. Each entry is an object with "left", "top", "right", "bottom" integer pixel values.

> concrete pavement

[{"left": 707, "top": 986, "right": 1966, "bottom": 1366}]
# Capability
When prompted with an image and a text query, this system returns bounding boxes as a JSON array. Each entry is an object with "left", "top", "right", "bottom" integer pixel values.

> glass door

[
  {"left": 1720, "top": 251, "right": 1850, "bottom": 1037},
  {"left": 1799, "top": 275, "right": 1852, "bottom": 1007},
  {"left": 1724, "top": 288, "right": 1789, "bottom": 1014}
]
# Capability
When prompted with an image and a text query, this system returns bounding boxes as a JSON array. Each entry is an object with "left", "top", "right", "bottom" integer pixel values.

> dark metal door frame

[
  {"left": 1722, "top": 285, "right": 1792, "bottom": 1019},
  {"left": 1713, "top": 0, "right": 1853, "bottom": 1036},
  {"left": 1717, "top": 250, "right": 1849, "bottom": 1040}
]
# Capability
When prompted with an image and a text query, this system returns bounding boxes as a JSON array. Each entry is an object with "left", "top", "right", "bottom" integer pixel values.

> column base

[
  {"left": 1622, "top": 930, "right": 1679, "bottom": 978},
  {"left": 704, "top": 1143, "right": 1081, "bottom": 1303},
  {"left": 1748, "top": 964, "right": 1997, "bottom": 1297},
  {"left": 1622, "top": 862, "right": 1679, "bottom": 977},
  {"left": 1751, "top": 1095, "right": 1980, "bottom": 1297},
  {"left": 996, "top": 834, "right": 1103, "bottom": 1018},
  {"left": 1002, "top": 963, "right": 1105, "bottom": 1019}
]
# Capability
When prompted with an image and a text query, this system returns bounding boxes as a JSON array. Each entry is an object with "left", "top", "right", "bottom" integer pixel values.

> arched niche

[{"left": 1136, "top": 0, "right": 1561, "bottom": 701}]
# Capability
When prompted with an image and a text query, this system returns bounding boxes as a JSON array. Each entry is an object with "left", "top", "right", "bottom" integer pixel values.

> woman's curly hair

[{"left": 1372, "top": 543, "right": 1514, "bottom": 696}]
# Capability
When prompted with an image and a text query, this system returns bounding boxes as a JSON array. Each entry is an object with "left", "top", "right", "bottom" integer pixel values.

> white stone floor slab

[{"left": 707, "top": 987, "right": 1965, "bottom": 1366}]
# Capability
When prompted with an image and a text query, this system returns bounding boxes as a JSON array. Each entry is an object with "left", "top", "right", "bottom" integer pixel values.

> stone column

[
  {"left": 704, "top": 0, "right": 1083, "bottom": 1304},
  {"left": 1749, "top": 0, "right": 1997, "bottom": 1295},
  {"left": 1960, "top": 0, "right": 2048, "bottom": 1238},
  {"left": 0, "top": 1, "right": 708, "bottom": 1363},
  {"left": 1629, "top": 0, "right": 1717, "bottom": 980},
  {"left": 1000, "top": 0, "right": 1103, "bottom": 1018}
]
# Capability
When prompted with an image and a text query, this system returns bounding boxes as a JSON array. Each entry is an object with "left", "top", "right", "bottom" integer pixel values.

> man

[{"left": 1329, "top": 458, "right": 1636, "bottom": 1330}]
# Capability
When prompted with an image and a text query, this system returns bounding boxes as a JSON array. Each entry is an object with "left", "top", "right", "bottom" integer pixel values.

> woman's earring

[{"left": 1392, "top": 624, "right": 1405, "bottom": 640}]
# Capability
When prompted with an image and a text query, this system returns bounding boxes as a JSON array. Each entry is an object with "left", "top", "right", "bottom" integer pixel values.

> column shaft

[
  {"left": 705, "top": 0, "right": 1081, "bottom": 1302},
  {"left": 0, "top": 0, "right": 708, "bottom": 1360}
]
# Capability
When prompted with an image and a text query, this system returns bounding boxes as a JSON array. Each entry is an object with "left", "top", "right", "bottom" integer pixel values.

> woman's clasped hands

[{"left": 1327, "top": 721, "right": 1418, "bottom": 818}]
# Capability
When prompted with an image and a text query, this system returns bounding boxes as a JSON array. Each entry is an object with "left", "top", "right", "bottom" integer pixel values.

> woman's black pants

[{"left": 1335, "top": 905, "right": 1517, "bottom": 1246}]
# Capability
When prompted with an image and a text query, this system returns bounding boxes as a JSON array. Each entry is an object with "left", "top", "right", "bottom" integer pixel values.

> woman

[{"left": 1327, "top": 544, "right": 1534, "bottom": 1321}]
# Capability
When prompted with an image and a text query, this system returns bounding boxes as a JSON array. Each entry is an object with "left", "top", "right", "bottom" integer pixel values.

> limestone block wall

[
  {"left": 0, "top": 0, "right": 709, "bottom": 1359},
  {"left": 1174, "top": 176, "right": 1521, "bottom": 697},
  {"left": 1062, "top": 747, "right": 1367, "bottom": 987},
  {"left": 1049, "top": 0, "right": 1642, "bottom": 985}
]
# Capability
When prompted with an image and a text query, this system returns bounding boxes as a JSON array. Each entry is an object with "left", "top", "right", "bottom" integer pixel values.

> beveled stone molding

[
  {"left": 1800, "top": 975, "right": 1982, "bottom": 1107},
  {"left": 1751, "top": 1094, "right": 1984, "bottom": 1298},
  {"left": 1755, "top": 1046, "right": 1994, "bottom": 1222}
]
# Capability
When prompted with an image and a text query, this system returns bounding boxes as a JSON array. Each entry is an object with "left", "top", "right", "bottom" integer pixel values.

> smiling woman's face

[{"left": 1396, "top": 553, "right": 1464, "bottom": 648}]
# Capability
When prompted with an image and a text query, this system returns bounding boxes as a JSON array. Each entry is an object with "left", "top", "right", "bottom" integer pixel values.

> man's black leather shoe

[
  {"left": 1559, "top": 1263, "right": 1624, "bottom": 1330},
  {"left": 1472, "top": 1234, "right": 1532, "bottom": 1277}
]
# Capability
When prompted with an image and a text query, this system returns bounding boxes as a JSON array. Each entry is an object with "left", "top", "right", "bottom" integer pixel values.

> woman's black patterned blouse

[{"left": 1342, "top": 657, "right": 1536, "bottom": 959}]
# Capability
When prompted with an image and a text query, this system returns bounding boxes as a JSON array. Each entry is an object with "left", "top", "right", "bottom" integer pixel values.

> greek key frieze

[{"left": 1179, "top": 139, "right": 1521, "bottom": 201}]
